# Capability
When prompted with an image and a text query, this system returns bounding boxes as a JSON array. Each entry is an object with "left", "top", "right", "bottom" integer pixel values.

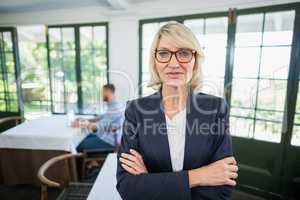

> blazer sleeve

[
  {"left": 211, "top": 98, "right": 234, "bottom": 199},
  {"left": 116, "top": 101, "right": 192, "bottom": 200}
]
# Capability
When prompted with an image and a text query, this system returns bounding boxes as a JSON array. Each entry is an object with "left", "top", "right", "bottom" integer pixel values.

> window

[
  {"left": 47, "top": 24, "right": 108, "bottom": 114},
  {"left": 48, "top": 27, "right": 77, "bottom": 113},
  {"left": 230, "top": 11, "right": 295, "bottom": 142},
  {"left": 80, "top": 26, "right": 107, "bottom": 113},
  {"left": 185, "top": 17, "right": 227, "bottom": 97},
  {"left": 140, "top": 17, "right": 228, "bottom": 97},
  {"left": 18, "top": 26, "right": 51, "bottom": 119},
  {"left": 140, "top": 21, "right": 170, "bottom": 96},
  {"left": 0, "top": 30, "right": 19, "bottom": 113}
]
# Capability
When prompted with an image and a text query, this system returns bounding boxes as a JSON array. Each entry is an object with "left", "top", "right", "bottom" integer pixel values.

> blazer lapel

[
  {"left": 183, "top": 91, "right": 197, "bottom": 170},
  {"left": 146, "top": 89, "right": 199, "bottom": 172},
  {"left": 146, "top": 91, "right": 173, "bottom": 172}
]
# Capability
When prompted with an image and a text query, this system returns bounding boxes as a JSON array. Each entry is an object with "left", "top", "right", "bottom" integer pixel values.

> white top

[
  {"left": 0, "top": 115, "right": 89, "bottom": 153},
  {"left": 165, "top": 108, "right": 186, "bottom": 172},
  {"left": 87, "top": 153, "right": 121, "bottom": 200}
]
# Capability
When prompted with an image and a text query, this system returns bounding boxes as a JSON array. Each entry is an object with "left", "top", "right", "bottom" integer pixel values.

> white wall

[
  {"left": 109, "top": 17, "right": 139, "bottom": 103},
  {"left": 0, "top": 0, "right": 299, "bottom": 104}
]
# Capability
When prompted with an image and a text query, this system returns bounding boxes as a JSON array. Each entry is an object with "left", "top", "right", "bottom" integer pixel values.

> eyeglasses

[{"left": 155, "top": 49, "right": 196, "bottom": 63}]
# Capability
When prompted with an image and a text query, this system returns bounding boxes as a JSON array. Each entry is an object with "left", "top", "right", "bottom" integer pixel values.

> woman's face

[{"left": 155, "top": 36, "right": 196, "bottom": 88}]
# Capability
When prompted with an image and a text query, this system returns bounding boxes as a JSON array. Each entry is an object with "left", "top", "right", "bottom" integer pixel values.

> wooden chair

[
  {"left": 38, "top": 153, "right": 93, "bottom": 200},
  {"left": 0, "top": 116, "right": 25, "bottom": 126},
  {"left": 81, "top": 126, "right": 120, "bottom": 180}
]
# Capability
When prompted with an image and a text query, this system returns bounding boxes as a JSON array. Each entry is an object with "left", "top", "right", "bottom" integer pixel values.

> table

[
  {"left": 87, "top": 153, "right": 121, "bottom": 200},
  {"left": 0, "top": 115, "right": 89, "bottom": 185}
]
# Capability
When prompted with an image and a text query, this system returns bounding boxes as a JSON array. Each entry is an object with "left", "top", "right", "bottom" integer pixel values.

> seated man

[{"left": 74, "top": 83, "right": 124, "bottom": 153}]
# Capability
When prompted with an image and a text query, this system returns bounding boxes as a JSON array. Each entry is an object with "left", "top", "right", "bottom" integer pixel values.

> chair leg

[
  {"left": 41, "top": 184, "right": 48, "bottom": 200},
  {"left": 81, "top": 160, "right": 86, "bottom": 181}
]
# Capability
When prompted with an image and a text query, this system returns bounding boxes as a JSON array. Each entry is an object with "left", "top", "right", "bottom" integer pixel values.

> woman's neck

[{"left": 161, "top": 84, "right": 189, "bottom": 117}]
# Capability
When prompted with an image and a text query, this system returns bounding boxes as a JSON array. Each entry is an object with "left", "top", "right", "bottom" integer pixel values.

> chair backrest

[
  {"left": 37, "top": 153, "right": 83, "bottom": 200},
  {"left": 0, "top": 116, "right": 25, "bottom": 126}
]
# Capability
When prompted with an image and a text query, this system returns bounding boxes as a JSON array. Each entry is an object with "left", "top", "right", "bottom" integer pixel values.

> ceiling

[
  {"left": 0, "top": 0, "right": 154, "bottom": 13},
  {"left": 3, "top": 0, "right": 299, "bottom": 14},
  {"left": 0, "top": 0, "right": 299, "bottom": 24}
]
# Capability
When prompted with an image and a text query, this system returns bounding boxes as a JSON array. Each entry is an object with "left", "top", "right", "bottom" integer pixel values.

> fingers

[
  {"left": 120, "top": 157, "right": 145, "bottom": 175},
  {"left": 229, "top": 172, "right": 238, "bottom": 179},
  {"left": 119, "top": 157, "right": 140, "bottom": 170},
  {"left": 119, "top": 149, "right": 148, "bottom": 175},
  {"left": 130, "top": 149, "right": 144, "bottom": 163},
  {"left": 121, "top": 163, "right": 138, "bottom": 175},
  {"left": 121, "top": 153, "right": 142, "bottom": 166},
  {"left": 226, "top": 179, "right": 237, "bottom": 186},
  {"left": 229, "top": 165, "right": 238, "bottom": 172}
]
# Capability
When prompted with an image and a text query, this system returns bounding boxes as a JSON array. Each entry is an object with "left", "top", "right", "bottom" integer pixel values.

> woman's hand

[
  {"left": 188, "top": 156, "right": 238, "bottom": 188},
  {"left": 119, "top": 149, "right": 148, "bottom": 175}
]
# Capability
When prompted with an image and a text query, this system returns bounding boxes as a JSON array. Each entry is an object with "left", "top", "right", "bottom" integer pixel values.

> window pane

[
  {"left": 202, "top": 47, "right": 226, "bottom": 78},
  {"left": 0, "top": 100, "right": 5, "bottom": 111},
  {"left": 230, "top": 117, "right": 254, "bottom": 138},
  {"left": 50, "top": 50, "right": 62, "bottom": 69},
  {"left": 236, "top": 14, "right": 263, "bottom": 47},
  {"left": 9, "top": 100, "right": 18, "bottom": 112},
  {"left": 292, "top": 83, "right": 300, "bottom": 146},
  {"left": 5, "top": 53, "right": 15, "bottom": 73},
  {"left": 142, "top": 23, "right": 160, "bottom": 50},
  {"left": 94, "top": 48, "right": 107, "bottom": 71},
  {"left": 185, "top": 17, "right": 227, "bottom": 97},
  {"left": 231, "top": 107, "right": 255, "bottom": 118},
  {"left": 291, "top": 125, "right": 300, "bottom": 146},
  {"left": 80, "top": 27, "right": 93, "bottom": 49},
  {"left": 142, "top": 49, "right": 150, "bottom": 73},
  {"left": 7, "top": 73, "right": 16, "bottom": 92},
  {"left": 259, "top": 47, "right": 291, "bottom": 79},
  {"left": 62, "top": 28, "right": 75, "bottom": 50},
  {"left": 254, "top": 120, "right": 281, "bottom": 143},
  {"left": 256, "top": 110, "right": 283, "bottom": 122},
  {"left": 18, "top": 26, "right": 51, "bottom": 119},
  {"left": 93, "top": 26, "right": 106, "bottom": 49},
  {"left": 263, "top": 10, "right": 295, "bottom": 46},
  {"left": 80, "top": 25, "right": 108, "bottom": 114},
  {"left": 204, "top": 17, "right": 227, "bottom": 47},
  {"left": 233, "top": 47, "right": 260, "bottom": 78},
  {"left": 0, "top": 30, "right": 19, "bottom": 113},
  {"left": 201, "top": 77, "right": 224, "bottom": 97},
  {"left": 231, "top": 78, "right": 257, "bottom": 108},
  {"left": 49, "top": 27, "right": 77, "bottom": 113},
  {"left": 141, "top": 22, "right": 167, "bottom": 96},
  {"left": 49, "top": 28, "right": 62, "bottom": 49},
  {"left": 294, "top": 113, "right": 300, "bottom": 125},
  {"left": 185, "top": 19, "right": 205, "bottom": 46},
  {"left": 256, "top": 80, "right": 287, "bottom": 111},
  {"left": 3, "top": 32, "right": 13, "bottom": 51},
  {"left": 63, "top": 51, "right": 77, "bottom": 110}
]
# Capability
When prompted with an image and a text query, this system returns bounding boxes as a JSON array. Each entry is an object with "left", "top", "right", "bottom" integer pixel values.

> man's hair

[{"left": 103, "top": 83, "right": 115, "bottom": 93}]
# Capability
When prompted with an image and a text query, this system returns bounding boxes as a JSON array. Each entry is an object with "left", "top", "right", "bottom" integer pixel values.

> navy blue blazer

[{"left": 116, "top": 91, "right": 233, "bottom": 200}]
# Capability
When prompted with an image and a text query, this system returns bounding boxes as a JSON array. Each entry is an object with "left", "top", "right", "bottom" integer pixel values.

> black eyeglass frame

[{"left": 154, "top": 49, "right": 197, "bottom": 63}]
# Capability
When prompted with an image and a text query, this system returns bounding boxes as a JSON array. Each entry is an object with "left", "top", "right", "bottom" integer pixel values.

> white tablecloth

[
  {"left": 0, "top": 115, "right": 89, "bottom": 153},
  {"left": 88, "top": 153, "right": 121, "bottom": 200}
]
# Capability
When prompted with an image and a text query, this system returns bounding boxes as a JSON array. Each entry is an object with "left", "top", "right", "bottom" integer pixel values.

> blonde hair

[{"left": 148, "top": 21, "right": 204, "bottom": 92}]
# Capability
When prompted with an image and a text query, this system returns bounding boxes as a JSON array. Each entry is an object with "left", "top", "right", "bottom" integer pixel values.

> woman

[{"left": 116, "top": 22, "right": 238, "bottom": 200}]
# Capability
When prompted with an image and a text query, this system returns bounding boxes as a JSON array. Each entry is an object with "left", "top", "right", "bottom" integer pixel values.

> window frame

[
  {"left": 0, "top": 27, "right": 22, "bottom": 115},
  {"left": 46, "top": 22, "right": 109, "bottom": 114},
  {"left": 138, "top": 2, "right": 300, "bottom": 146}
]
